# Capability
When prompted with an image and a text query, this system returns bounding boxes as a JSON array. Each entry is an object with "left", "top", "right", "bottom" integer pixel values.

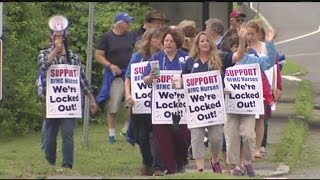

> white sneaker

[{"left": 260, "top": 147, "right": 267, "bottom": 155}]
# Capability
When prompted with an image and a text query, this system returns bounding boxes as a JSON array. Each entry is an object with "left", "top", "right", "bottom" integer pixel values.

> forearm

[
  {"left": 125, "top": 78, "right": 132, "bottom": 98},
  {"left": 38, "top": 50, "right": 57, "bottom": 70},
  {"left": 95, "top": 52, "right": 112, "bottom": 68},
  {"left": 47, "top": 48, "right": 59, "bottom": 62},
  {"left": 88, "top": 92, "right": 95, "bottom": 102},
  {"left": 266, "top": 42, "right": 277, "bottom": 65},
  {"left": 232, "top": 35, "right": 245, "bottom": 63}
]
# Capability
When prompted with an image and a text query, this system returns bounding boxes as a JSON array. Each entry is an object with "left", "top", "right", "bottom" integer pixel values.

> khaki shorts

[
  {"left": 190, "top": 125, "right": 223, "bottom": 159},
  {"left": 105, "top": 77, "right": 125, "bottom": 113}
]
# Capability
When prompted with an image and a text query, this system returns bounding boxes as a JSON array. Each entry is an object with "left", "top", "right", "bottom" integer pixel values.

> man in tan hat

[{"left": 132, "top": 9, "right": 170, "bottom": 43}]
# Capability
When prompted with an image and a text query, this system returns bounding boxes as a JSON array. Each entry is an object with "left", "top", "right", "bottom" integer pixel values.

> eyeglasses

[{"left": 236, "top": 18, "right": 244, "bottom": 23}]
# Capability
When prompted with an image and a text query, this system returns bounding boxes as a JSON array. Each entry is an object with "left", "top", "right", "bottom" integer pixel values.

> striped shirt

[{"left": 37, "top": 47, "right": 92, "bottom": 98}]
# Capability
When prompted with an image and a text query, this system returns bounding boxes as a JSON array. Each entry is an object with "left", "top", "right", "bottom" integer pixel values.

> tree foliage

[{"left": 0, "top": 2, "right": 149, "bottom": 137}]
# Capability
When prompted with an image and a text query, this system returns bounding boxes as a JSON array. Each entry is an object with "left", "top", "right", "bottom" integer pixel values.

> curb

[
  {"left": 256, "top": 163, "right": 290, "bottom": 177},
  {"left": 46, "top": 175, "right": 103, "bottom": 179}
]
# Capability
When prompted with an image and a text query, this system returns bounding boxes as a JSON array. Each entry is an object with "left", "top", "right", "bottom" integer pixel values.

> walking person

[
  {"left": 37, "top": 15, "right": 97, "bottom": 169},
  {"left": 95, "top": 12, "right": 135, "bottom": 144},
  {"left": 245, "top": 21, "right": 275, "bottom": 158},
  {"left": 249, "top": 22, "right": 283, "bottom": 156},
  {"left": 180, "top": 29, "right": 247, "bottom": 172},
  {"left": 125, "top": 9, "right": 170, "bottom": 144},
  {"left": 124, "top": 28, "right": 165, "bottom": 176},
  {"left": 225, "top": 28, "right": 277, "bottom": 177},
  {"left": 142, "top": 28, "right": 190, "bottom": 174}
]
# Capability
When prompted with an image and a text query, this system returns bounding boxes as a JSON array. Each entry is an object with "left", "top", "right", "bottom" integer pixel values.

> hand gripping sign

[
  {"left": 224, "top": 63, "right": 264, "bottom": 115},
  {"left": 183, "top": 70, "right": 226, "bottom": 129},
  {"left": 46, "top": 64, "right": 82, "bottom": 118},
  {"left": 152, "top": 70, "right": 187, "bottom": 124}
]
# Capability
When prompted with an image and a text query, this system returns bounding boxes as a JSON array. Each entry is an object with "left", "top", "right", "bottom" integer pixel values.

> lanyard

[{"left": 162, "top": 50, "right": 182, "bottom": 71}]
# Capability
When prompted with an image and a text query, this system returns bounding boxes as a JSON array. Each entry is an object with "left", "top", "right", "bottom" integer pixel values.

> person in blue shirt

[
  {"left": 124, "top": 28, "right": 165, "bottom": 176},
  {"left": 142, "top": 28, "right": 189, "bottom": 174}
]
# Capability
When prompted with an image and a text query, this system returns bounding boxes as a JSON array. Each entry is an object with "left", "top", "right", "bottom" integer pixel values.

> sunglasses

[{"left": 236, "top": 18, "right": 244, "bottom": 22}]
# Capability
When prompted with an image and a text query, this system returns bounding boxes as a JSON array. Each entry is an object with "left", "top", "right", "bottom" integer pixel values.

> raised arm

[
  {"left": 231, "top": 25, "right": 247, "bottom": 63},
  {"left": 257, "top": 29, "right": 277, "bottom": 71}
]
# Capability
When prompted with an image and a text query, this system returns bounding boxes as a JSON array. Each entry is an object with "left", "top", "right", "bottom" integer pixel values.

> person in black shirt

[{"left": 95, "top": 12, "right": 135, "bottom": 144}]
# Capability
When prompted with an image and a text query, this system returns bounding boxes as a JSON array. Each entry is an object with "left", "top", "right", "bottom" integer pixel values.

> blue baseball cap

[{"left": 114, "top": 12, "right": 134, "bottom": 23}]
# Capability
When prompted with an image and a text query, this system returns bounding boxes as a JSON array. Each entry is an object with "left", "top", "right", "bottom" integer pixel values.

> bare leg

[
  {"left": 254, "top": 116, "right": 264, "bottom": 157},
  {"left": 195, "top": 158, "right": 205, "bottom": 171},
  {"left": 121, "top": 108, "right": 130, "bottom": 135},
  {"left": 107, "top": 113, "right": 117, "bottom": 132}
]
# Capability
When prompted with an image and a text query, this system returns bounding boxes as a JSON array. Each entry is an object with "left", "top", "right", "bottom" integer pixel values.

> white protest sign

[
  {"left": 130, "top": 61, "right": 152, "bottom": 114},
  {"left": 183, "top": 70, "right": 226, "bottom": 129},
  {"left": 152, "top": 70, "right": 187, "bottom": 124},
  {"left": 224, "top": 63, "right": 264, "bottom": 115},
  {"left": 46, "top": 64, "right": 82, "bottom": 118},
  {"left": 264, "top": 65, "right": 274, "bottom": 88}
]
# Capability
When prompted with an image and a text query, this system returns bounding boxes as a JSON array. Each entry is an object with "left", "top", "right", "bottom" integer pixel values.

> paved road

[
  {"left": 252, "top": 2, "right": 320, "bottom": 179},
  {"left": 252, "top": 2, "right": 320, "bottom": 103}
]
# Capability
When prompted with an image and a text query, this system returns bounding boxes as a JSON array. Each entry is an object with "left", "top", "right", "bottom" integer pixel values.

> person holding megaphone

[{"left": 37, "top": 15, "right": 97, "bottom": 169}]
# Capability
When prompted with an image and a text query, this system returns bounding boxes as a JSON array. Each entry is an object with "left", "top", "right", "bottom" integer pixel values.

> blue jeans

[
  {"left": 41, "top": 120, "right": 47, "bottom": 150},
  {"left": 45, "top": 118, "right": 76, "bottom": 168},
  {"left": 126, "top": 117, "right": 134, "bottom": 146},
  {"left": 261, "top": 117, "right": 269, "bottom": 147},
  {"left": 133, "top": 114, "right": 153, "bottom": 167},
  {"left": 130, "top": 114, "right": 163, "bottom": 170},
  {"left": 150, "top": 129, "right": 164, "bottom": 171}
]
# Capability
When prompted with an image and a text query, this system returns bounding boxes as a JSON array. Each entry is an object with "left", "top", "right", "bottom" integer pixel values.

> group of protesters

[{"left": 38, "top": 7, "right": 284, "bottom": 178}]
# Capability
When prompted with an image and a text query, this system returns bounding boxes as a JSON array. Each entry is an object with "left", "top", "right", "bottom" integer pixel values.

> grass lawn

[
  {"left": 274, "top": 80, "right": 312, "bottom": 170},
  {"left": 0, "top": 55, "right": 308, "bottom": 179},
  {"left": 0, "top": 118, "right": 142, "bottom": 178},
  {"left": 281, "top": 60, "right": 307, "bottom": 76},
  {"left": 0, "top": 109, "right": 242, "bottom": 179}
]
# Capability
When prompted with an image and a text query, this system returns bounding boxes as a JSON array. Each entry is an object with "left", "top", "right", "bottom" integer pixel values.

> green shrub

[{"left": 0, "top": 2, "right": 149, "bottom": 137}]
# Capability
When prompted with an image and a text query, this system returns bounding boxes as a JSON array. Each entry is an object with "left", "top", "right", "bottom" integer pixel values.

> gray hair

[{"left": 205, "top": 18, "right": 225, "bottom": 36}]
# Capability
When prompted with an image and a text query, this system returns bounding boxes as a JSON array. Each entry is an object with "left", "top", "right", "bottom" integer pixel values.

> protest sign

[
  {"left": 130, "top": 61, "right": 152, "bottom": 114},
  {"left": 152, "top": 70, "right": 187, "bottom": 124},
  {"left": 46, "top": 64, "right": 82, "bottom": 118},
  {"left": 224, "top": 63, "right": 264, "bottom": 115},
  {"left": 183, "top": 70, "right": 226, "bottom": 129}
]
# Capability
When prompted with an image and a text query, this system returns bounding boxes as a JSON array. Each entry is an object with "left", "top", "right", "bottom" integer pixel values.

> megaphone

[{"left": 48, "top": 15, "right": 69, "bottom": 32}]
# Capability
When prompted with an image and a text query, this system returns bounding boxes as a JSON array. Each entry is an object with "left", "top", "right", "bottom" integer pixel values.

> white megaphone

[{"left": 48, "top": 15, "right": 69, "bottom": 32}]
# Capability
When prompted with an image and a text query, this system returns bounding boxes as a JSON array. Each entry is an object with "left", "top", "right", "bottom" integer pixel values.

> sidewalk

[{"left": 185, "top": 78, "right": 299, "bottom": 178}]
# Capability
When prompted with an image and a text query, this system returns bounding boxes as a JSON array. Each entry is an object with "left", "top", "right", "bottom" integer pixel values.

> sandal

[{"left": 254, "top": 153, "right": 262, "bottom": 158}]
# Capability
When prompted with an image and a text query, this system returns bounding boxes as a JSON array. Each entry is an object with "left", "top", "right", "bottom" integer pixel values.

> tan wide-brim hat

[{"left": 146, "top": 10, "right": 170, "bottom": 23}]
